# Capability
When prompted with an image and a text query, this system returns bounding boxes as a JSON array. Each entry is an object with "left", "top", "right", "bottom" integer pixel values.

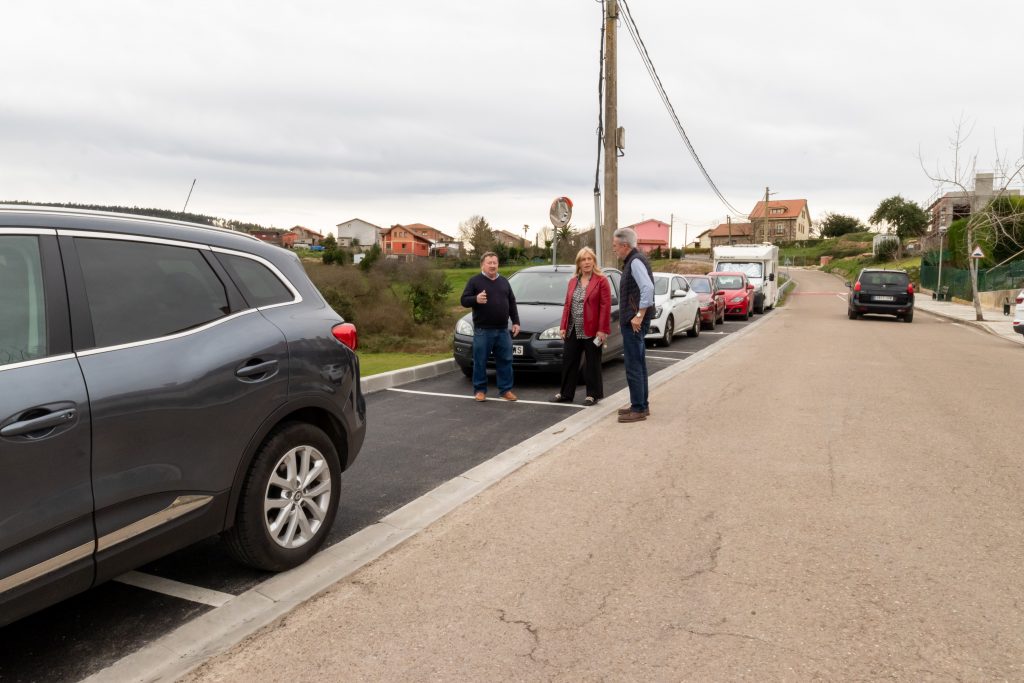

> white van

[{"left": 712, "top": 243, "right": 779, "bottom": 314}]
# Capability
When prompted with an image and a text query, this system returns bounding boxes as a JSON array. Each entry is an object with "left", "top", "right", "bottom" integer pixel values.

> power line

[{"left": 617, "top": 0, "right": 747, "bottom": 218}]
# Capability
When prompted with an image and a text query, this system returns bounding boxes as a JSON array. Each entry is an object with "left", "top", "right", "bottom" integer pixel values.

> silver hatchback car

[{"left": 0, "top": 206, "right": 366, "bottom": 626}]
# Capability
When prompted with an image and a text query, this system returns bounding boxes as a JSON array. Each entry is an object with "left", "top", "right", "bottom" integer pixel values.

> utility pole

[
  {"left": 727, "top": 215, "right": 732, "bottom": 244},
  {"left": 600, "top": 0, "right": 618, "bottom": 268},
  {"left": 761, "top": 186, "right": 770, "bottom": 243},
  {"left": 669, "top": 213, "right": 673, "bottom": 258}
]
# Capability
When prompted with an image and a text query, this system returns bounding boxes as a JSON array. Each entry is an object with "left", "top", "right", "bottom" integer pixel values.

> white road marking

[
  {"left": 387, "top": 387, "right": 584, "bottom": 408},
  {"left": 114, "top": 571, "right": 235, "bottom": 607},
  {"left": 646, "top": 354, "right": 688, "bottom": 362}
]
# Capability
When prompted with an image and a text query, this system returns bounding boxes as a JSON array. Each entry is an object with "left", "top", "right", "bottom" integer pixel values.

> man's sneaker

[
  {"left": 500, "top": 391, "right": 518, "bottom": 401},
  {"left": 474, "top": 392, "right": 486, "bottom": 402},
  {"left": 617, "top": 405, "right": 650, "bottom": 416},
  {"left": 618, "top": 410, "right": 647, "bottom": 423}
]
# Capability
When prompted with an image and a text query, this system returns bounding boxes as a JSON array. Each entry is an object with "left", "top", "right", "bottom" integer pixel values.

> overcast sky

[{"left": 3, "top": 1, "right": 1022, "bottom": 245}]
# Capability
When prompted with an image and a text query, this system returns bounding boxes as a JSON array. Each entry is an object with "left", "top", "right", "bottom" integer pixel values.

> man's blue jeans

[
  {"left": 472, "top": 327, "right": 514, "bottom": 395},
  {"left": 620, "top": 320, "right": 649, "bottom": 411}
]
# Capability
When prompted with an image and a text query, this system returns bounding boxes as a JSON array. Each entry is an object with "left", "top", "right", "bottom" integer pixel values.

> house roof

[
  {"left": 403, "top": 223, "right": 455, "bottom": 241},
  {"left": 708, "top": 222, "right": 753, "bottom": 237},
  {"left": 625, "top": 219, "right": 670, "bottom": 230},
  {"left": 747, "top": 199, "right": 809, "bottom": 220},
  {"left": 383, "top": 225, "right": 433, "bottom": 244},
  {"left": 335, "top": 218, "right": 383, "bottom": 230},
  {"left": 289, "top": 226, "right": 324, "bottom": 238}
]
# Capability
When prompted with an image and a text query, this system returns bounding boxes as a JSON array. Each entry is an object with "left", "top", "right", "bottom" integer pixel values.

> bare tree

[{"left": 920, "top": 118, "right": 1024, "bottom": 320}]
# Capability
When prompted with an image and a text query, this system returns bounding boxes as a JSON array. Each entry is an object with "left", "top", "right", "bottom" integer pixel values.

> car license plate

[
  {"left": 874, "top": 295, "right": 894, "bottom": 302},
  {"left": 512, "top": 345, "right": 524, "bottom": 356}
]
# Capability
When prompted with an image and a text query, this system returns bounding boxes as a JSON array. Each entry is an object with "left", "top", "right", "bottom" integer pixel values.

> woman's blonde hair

[{"left": 574, "top": 246, "right": 603, "bottom": 278}]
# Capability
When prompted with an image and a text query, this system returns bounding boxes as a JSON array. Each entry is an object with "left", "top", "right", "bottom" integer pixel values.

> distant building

[
  {"left": 707, "top": 222, "right": 754, "bottom": 247},
  {"left": 381, "top": 224, "right": 431, "bottom": 259},
  {"left": 250, "top": 230, "right": 284, "bottom": 246},
  {"left": 284, "top": 226, "right": 324, "bottom": 248},
  {"left": 694, "top": 227, "right": 714, "bottom": 250},
  {"left": 747, "top": 199, "right": 811, "bottom": 243},
  {"left": 334, "top": 218, "right": 383, "bottom": 250},
  {"left": 492, "top": 229, "right": 527, "bottom": 249},
  {"left": 622, "top": 219, "right": 670, "bottom": 255},
  {"left": 925, "top": 172, "right": 1020, "bottom": 235}
]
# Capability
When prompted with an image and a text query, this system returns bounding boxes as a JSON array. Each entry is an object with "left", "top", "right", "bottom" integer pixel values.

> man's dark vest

[{"left": 620, "top": 248, "right": 654, "bottom": 323}]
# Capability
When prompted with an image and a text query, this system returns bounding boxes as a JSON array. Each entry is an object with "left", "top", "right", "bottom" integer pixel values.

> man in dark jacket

[
  {"left": 612, "top": 228, "right": 655, "bottom": 422},
  {"left": 460, "top": 251, "right": 521, "bottom": 401}
]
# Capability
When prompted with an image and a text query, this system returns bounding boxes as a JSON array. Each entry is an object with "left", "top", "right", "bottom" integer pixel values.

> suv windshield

[
  {"left": 509, "top": 271, "right": 571, "bottom": 305},
  {"left": 715, "top": 261, "right": 762, "bottom": 278}
]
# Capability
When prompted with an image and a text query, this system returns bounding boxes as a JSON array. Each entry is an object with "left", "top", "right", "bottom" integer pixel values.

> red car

[
  {"left": 685, "top": 274, "right": 726, "bottom": 330},
  {"left": 712, "top": 271, "right": 755, "bottom": 320}
]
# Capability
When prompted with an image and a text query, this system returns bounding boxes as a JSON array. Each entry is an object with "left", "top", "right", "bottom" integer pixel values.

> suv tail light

[
  {"left": 1017, "top": 295, "right": 1023, "bottom": 304},
  {"left": 907, "top": 283, "right": 914, "bottom": 295},
  {"left": 332, "top": 323, "right": 358, "bottom": 350},
  {"left": 853, "top": 281, "right": 861, "bottom": 292}
]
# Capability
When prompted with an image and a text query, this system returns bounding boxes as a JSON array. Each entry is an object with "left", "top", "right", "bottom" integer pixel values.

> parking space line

[
  {"left": 387, "top": 387, "right": 584, "bottom": 408},
  {"left": 114, "top": 571, "right": 235, "bottom": 607},
  {"left": 646, "top": 354, "right": 687, "bottom": 362}
]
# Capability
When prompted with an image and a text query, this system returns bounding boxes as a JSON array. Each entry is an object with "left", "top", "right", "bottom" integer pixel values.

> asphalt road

[
  {"left": 178, "top": 268, "right": 1024, "bottom": 681},
  {"left": 0, "top": 312, "right": 760, "bottom": 682}
]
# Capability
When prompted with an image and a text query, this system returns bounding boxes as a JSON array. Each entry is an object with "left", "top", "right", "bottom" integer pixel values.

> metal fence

[{"left": 920, "top": 251, "right": 1024, "bottom": 299}]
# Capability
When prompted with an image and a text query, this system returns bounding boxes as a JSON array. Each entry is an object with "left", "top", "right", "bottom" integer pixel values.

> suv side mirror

[
  {"left": 746, "top": 283, "right": 754, "bottom": 290},
  {"left": 714, "top": 290, "right": 725, "bottom": 297},
  {"left": 845, "top": 281, "right": 852, "bottom": 288},
  {"left": 768, "top": 273, "right": 775, "bottom": 282}
]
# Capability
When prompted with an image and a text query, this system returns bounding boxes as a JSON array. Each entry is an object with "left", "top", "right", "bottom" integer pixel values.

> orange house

[{"left": 382, "top": 224, "right": 431, "bottom": 258}]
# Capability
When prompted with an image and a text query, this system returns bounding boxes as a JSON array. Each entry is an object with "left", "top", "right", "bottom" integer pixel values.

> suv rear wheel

[{"left": 224, "top": 422, "right": 341, "bottom": 571}]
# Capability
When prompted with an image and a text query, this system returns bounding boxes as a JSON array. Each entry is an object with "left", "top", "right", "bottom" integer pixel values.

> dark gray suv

[
  {"left": 847, "top": 268, "right": 915, "bottom": 322},
  {"left": 0, "top": 206, "right": 366, "bottom": 626}
]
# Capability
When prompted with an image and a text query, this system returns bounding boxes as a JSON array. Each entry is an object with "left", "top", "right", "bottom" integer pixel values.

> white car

[
  {"left": 645, "top": 272, "right": 702, "bottom": 346},
  {"left": 1013, "top": 288, "right": 1024, "bottom": 336}
]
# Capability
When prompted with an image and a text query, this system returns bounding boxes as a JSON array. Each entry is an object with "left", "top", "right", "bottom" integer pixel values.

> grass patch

[
  {"left": 443, "top": 265, "right": 527, "bottom": 308},
  {"left": 358, "top": 352, "right": 449, "bottom": 376}
]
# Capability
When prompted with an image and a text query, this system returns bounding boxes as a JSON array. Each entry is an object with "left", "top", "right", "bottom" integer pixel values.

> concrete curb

[
  {"left": 83, "top": 316, "right": 773, "bottom": 683},
  {"left": 360, "top": 358, "right": 458, "bottom": 395}
]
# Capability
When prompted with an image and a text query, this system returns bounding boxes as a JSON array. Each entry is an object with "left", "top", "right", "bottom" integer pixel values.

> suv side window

[
  {"left": 217, "top": 253, "right": 295, "bottom": 308},
  {"left": 75, "top": 238, "right": 230, "bottom": 348},
  {"left": 0, "top": 236, "right": 47, "bottom": 366}
]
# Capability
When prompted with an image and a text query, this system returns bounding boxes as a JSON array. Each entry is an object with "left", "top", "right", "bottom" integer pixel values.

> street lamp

[{"left": 936, "top": 226, "right": 948, "bottom": 300}]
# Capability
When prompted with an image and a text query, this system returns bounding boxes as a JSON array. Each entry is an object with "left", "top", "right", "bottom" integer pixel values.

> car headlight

[
  {"left": 653, "top": 305, "right": 663, "bottom": 319},
  {"left": 538, "top": 326, "right": 560, "bottom": 340},
  {"left": 456, "top": 318, "right": 474, "bottom": 336},
  {"left": 730, "top": 296, "right": 746, "bottom": 303}
]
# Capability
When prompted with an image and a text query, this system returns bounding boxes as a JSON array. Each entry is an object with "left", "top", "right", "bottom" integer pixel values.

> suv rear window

[
  {"left": 217, "top": 253, "right": 295, "bottom": 308},
  {"left": 860, "top": 272, "right": 908, "bottom": 287}
]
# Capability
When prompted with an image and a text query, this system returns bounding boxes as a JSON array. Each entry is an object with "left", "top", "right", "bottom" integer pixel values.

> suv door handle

[
  {"left": 1, "top": 408, "right": 77, "bottom": 438},
  {"left": 235, "top": 359, "right": 279, "bottom": 380}
]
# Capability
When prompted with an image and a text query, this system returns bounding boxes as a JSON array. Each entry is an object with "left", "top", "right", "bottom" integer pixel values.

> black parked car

[
  {"left": 453, "top": 265, "right": 623, "bottom": 375},
  {"left": 0, "top": 206, "right": 366, "bottom": 626},
  {"left": 846, "top": 268, "right": 915, "bottom": 322}
]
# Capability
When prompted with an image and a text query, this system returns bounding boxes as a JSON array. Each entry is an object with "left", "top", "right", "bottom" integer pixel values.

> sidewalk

[{"left": 914, "top": 293, "right": 1024, "bottom": 346}]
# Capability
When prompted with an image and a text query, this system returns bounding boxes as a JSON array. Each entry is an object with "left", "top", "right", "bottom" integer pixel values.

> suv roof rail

[{"left": 0, "top": 204, "right": 262, "bottom": 242}]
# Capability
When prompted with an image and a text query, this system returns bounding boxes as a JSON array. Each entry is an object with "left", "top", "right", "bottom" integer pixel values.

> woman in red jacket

[{"left": 552, "top": 246, "right": 611, "bottom": 406}]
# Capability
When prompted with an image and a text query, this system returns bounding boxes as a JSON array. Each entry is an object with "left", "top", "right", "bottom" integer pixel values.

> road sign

[
  {"left": 549, "top": 196, "right": 573, "bottom": 229},
  {"left": 971, "top": 246, "right": 985, "bottom": 259}
]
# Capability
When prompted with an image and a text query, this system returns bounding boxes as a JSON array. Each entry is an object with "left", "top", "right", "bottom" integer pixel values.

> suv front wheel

[{"left": 224, "top": 422, "right": 341, "bottom": 571}]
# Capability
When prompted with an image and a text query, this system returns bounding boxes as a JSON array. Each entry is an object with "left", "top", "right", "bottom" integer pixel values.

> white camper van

[{"left": 712, "top": 243, "right": 779, "bottom": 314}]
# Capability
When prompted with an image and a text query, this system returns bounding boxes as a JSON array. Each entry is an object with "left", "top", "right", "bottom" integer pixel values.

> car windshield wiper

[{"left": 516, "top": 300, "right": 560, "bottom": 305}]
